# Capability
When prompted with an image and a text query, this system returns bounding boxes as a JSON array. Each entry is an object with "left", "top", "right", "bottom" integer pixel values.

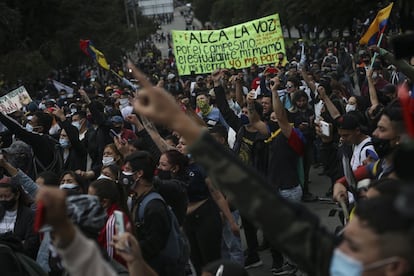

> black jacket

[
  {"left": 8, "top": 204, "right": 40, "bottom": 259},
  {"left": 59, "top": 120, "right": 87, "bottom": 171}
]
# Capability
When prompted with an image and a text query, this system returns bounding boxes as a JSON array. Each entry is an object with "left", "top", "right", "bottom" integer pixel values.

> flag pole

[{"left": 370, "top": 31, "right": 385, "bottom": 69}]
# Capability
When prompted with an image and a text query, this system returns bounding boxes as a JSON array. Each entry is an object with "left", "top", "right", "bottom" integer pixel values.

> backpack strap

[
  {"left": 137, "top": 192, "right": 165, "bottom": 223},
  {"left": 358, "top": 140, "right": 373, "bottom": 164}
]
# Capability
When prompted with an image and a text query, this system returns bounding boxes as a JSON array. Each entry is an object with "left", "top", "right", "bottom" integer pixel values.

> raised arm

[
  {"left": 270, "top": 77, "right": 292, "bottom": 138},
  {"left": 366, "top": 68, "right": 379, "bottom": 107},
  {"left": 317, "top": 86, "right": 341, "bottom": 120},
  {"left": 246, "top": 92, "right": 269, "bottom": 137},
  {"left": 128, "top": 60, "right": 335, "bottom": 275}
]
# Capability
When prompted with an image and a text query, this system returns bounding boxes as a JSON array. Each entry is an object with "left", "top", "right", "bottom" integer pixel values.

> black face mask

[
  {"left": 118, "top": 172, "right": 135, "bottom": 190},
  {"left": 157, "top": 169, "right": 172, "bottom": 180},
  {"left": 372, "top": 137, "right": 393, "bottom": 159},
  {"left": 0, "top": 197, "right": 17, "bottom": 211}
]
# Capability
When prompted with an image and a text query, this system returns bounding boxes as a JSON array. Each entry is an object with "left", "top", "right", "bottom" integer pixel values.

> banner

[
  {"left": 0, "top": 86, "right": 32, "bottom": 114},
  {"left": 172, "top": 14, "right": 286, "bottom": 76}
]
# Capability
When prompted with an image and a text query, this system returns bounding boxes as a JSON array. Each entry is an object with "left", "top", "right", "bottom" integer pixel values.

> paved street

[{"left": 153, "top": 6, "right": 340, "bottom": 275}]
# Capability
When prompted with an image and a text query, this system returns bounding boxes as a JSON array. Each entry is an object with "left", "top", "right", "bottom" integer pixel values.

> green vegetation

[{"left": 0, "top": 0, "right": 156, "bottom": 85}]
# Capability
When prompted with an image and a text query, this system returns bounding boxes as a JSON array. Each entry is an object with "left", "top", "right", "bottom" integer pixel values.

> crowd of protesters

[{"left": 0, "top": 7, "right": 414, "bottom": 276}]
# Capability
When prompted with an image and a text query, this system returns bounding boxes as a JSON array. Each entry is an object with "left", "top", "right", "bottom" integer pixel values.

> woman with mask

[
  {"left": 155, "top": 149, "right": 189, "bottom": 227},
  {"left": 98, "top": 164, "right": 120, "bottom": 181},
  {"left": 76, "top": 143, "right": 123, "bottom": 181},
  {"left": 177, "top": 136, "right": 238, "bottom": 275},
  {"left": 52, "top": 108, "right": 87, "bottom": 172},
  {"left": 0, "top": 177, "right": 39, "bottom": 258},
  {"left": 59, "top": 170, "right": 86, "bottom": 194},
  {"left": 88, "top": 178, "right": 131, "bottom": 266}
]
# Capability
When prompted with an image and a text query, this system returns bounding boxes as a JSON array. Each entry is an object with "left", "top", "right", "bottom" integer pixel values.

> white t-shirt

[{"left": 351, "top": 137, "right": 376, "bottom": 170}]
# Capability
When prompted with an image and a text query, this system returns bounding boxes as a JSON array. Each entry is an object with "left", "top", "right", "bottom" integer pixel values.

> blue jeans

[
  {"left": 279, "top": 185, "right": 303, "bottom": 202},
  {"left": 221, "top": 210, "right": 244, "bottom": 265}
]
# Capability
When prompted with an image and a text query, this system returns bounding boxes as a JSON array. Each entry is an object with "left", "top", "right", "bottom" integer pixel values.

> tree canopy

[{"left": 0, "top": 0, "right": 155, "bottom": 87}]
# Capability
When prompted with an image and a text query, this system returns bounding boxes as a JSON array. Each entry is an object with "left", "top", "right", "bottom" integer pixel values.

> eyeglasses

[{"left": 286, "top": 85, "right": 294, "bottom": 89}]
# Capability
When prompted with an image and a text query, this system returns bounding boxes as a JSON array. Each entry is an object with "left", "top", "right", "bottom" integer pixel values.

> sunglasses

[{"left": 286, "top": 85, "right": 294, "bottom": 89}]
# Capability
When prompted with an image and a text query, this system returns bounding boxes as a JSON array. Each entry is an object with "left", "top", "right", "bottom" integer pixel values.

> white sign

[{"left": 0, "top": 86, "right": 32, "bottom": 114}]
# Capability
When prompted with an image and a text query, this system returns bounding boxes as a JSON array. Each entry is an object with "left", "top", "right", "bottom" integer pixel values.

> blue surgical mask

[
  {"left": 330, "top": 249, "right": 363, "bottom": 276},
  {"left": 59, "top": 138, "right": 71, "bottom": 149}
]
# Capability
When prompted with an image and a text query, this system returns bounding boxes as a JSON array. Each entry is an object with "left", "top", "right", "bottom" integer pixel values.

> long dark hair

[
  {"left": 89, "top": 178, "right": 131, "bottom": 221},
  {"left": 162, "top": 149, "right": 189, "bottom": 180},
  {"left": 0, "top": 179, "right": 33, "bottom": 219}
]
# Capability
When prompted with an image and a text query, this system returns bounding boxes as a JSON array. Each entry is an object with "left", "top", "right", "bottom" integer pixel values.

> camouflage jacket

[{"left": 188, "top": 131, "right": 335, "bottom": 276}]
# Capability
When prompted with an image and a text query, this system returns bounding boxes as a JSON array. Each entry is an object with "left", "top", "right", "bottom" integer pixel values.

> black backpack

[{"left": 137, "top": 192, "right": 188, "bottom": 274}]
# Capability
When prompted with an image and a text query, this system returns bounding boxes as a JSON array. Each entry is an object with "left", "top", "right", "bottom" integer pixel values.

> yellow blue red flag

[
  {"left": 359, "top": 2, "right": 394, "bottom": 45},
  {"left": 79, "top": 40, "right": 110, "bottom": 70}
]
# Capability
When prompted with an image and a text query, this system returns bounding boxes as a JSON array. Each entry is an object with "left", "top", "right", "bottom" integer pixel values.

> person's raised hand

[
  {"left": 112, "top": 232, "right": 143, "bottom": 264},
  {"left": 0, "top": 153, "right": 8, "bottom": 168},
  {"left": 52, "top": 107, "right": 66, "bottom": 121},
  {"left": 78, "top": 88, "right": 91, "bottom": 104},
  {"left": 211, "top": 69, "right": 227, "bottom": 86},
  {"left": 366, "top": 68, "right": 373, "bottom": 80},
  {"left": 246, "top": 90, "right": 257, "bottom": 105},
  {"left": 317, "top": 85, "right": 327, "bottom": 100},
  {"left": 368, "top": 45, "right": 380, "bottom": 54},
  {"left": 270, "top": 77, "right": 280, "bottom": 92},
  {"left": 333, "top": 182, "right": 348, "bottom": 203},
  {"left": 128, "top": 60, "right": 183, "bottom": 129},
  {"left": 125, "top": 114, "right": 140, "bottom": 126},
  {"left": 36, "top": 187, "right": 70, "bottom": 230}
]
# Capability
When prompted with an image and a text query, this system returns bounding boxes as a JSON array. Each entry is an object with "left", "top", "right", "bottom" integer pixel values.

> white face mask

[
  {"left": 97, "top": 174, "right": 112, "bottom": 180},
  {"left": 59, "top": 183, "right": 78, "bottom": 190},
  {"left": 102, "top": 156, "right": 116, "bottom": 166},
  {"left": 72, "top": 121, "right": 81, "bottom": 130},
  {"left": 25, "top": 123, "right": 34, "bottom": 132},
  {"left": 346, "top": 104, "right": 356, "bottom": 113}
]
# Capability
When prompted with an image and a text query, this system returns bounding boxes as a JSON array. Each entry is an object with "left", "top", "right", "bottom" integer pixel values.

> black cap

[{"left": 338, "top": 114, "right": 359, "bottom": 130}]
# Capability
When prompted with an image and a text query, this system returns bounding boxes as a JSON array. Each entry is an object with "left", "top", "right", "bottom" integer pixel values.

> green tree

[{"left": 0, "top": 0, "right": 156, "bottom": 87}]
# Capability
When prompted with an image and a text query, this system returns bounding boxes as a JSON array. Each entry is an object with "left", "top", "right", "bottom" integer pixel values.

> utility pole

[{"left": 124, "top": 0, "right": 131, "bottom": 27}]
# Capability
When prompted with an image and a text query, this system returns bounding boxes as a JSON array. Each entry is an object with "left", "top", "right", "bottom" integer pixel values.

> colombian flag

[
  {"left": 359, "top": 2, "right": 394, "bottom": 45},
  {"left": 79, "top": 40, "right": 110, "bottom": 70}
]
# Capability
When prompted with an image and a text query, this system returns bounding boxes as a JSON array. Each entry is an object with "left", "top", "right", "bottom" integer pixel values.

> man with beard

[{"left": 333, "top": 100, "right": 405, "bottom": 202}]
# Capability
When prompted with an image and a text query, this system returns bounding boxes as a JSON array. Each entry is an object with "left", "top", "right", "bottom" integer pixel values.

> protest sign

[
  {"left": 0, "top": 86, "right": 32, "bottom": 114},
  {"left": 172, "top": 14, "right": 286, "bottom": 76}
]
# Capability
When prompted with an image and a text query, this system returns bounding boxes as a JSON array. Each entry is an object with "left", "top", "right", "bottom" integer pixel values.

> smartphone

[
  {"left": 114, "top": 210, "right": 125, "bottom": 234},
  {"left": 320, "top": 120, "right": 331, "bottom": 137}
]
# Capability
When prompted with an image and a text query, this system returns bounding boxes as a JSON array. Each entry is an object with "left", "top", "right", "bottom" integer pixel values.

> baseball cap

[{"left": 110, "top": 115, "right": 124, "bottom": 124}]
